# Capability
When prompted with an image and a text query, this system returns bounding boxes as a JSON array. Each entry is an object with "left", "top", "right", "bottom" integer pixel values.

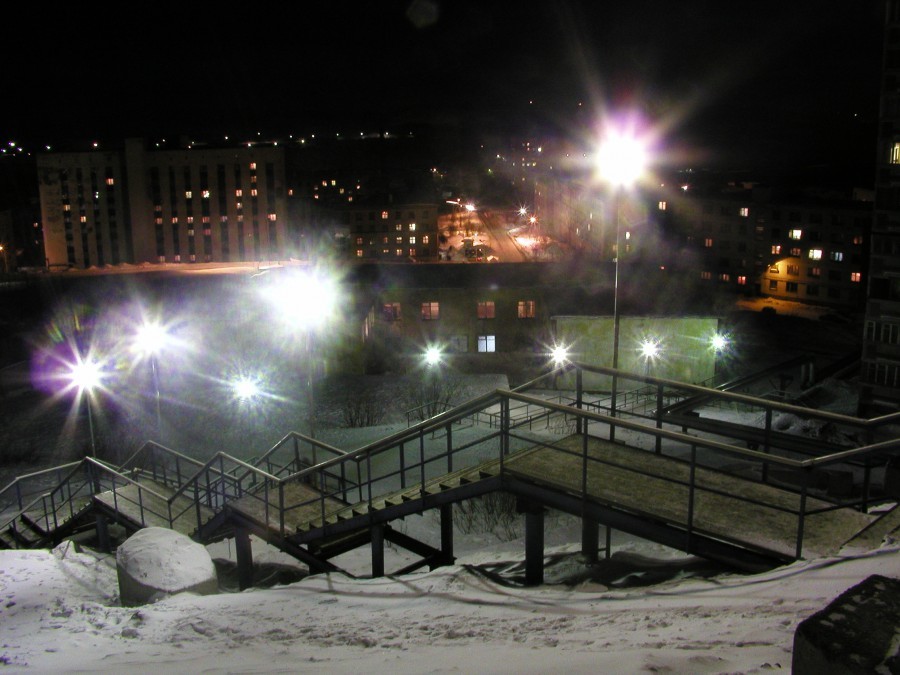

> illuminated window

[
  {"left": 172, "top": 217, "right": 179, "bottom": 223},
  {"left": 831, "top": 251, "right": 844, "bottom": 262},
  {"left": 185, "top": 191, "right": 192, "bottom": 199},
  {"left": 789, "top": 229, "right": 802, "bottom": 240},
  {"left": 892, "top": 142, "right": 900, "bottom": 164},
  {"left": 63, "top": 204, "right": 71, "bottom": 211},
  {"left": 356, "top": 237, "right": 363, "bottom": 245},
  {"left": 396, "top": 236, "right": 403, "bottom": 244},
  {"left": 701, "top": 271, "right": 712, "bottom": 280},
  {"left": 421, "top": 302, "right": 440, "bottom": 320},
  {"left": 249, "top": 163, "right": 256, "bottom": 170},
  {"left": 852, "top": 235, "right": 864, "bottom": 245},
  {"left": 80, "top": 215, "right": 87, "bottom": 223},
  {"left": 236, "top": 189, "right": 242, "bottom": 197},
  {"left": 790, "top": 247, "right": 802, "bottom": 257},
  {"left": 268, "top": 214, "right": 276, "bottom": 221},
  {"left": 705, "top": 238, "right": 714, "bottom": 248},
  {"left": 106, "top": 178, "right": 114, "bottom": 186},
  {"left": 740, "top": 207, "right": 749, "bottom": 217},
  {"left": 718, "top": 273, "right": 731, "bottom": 282},
  {"left": 382, "top": 302, "right": 401, "bottom": 321},
  {"left": 381, "top": 211, "right": 389, "bottom": 219},
  {"left": 409, "top": 236, "right": 416, "bottom": 244},
  {"left": 187, "top": 216, "right": 194, "bottom": 224},
  {"left": 737, "top": 275, "right": 747, "bottom": 286},
  {"left": 395, "top": 223, "right": 403, "bottom": 231},
  {"left": 155, "top": 217, "right": 163, "bottom": 225},
  {"left": 771, "top": 245, "right": 781, "bottom": 255},
  {"left": 250, "top": 189, "right": 257, "bottom": 197},
  {"left": 409, "top": 223, "right": 416, "bottom": 231},
  {"left": 658, "top": 201, "right": 667, "bottom": 211},
  {"left": 851, "top": 272, "right": 862, "bottom": 282},
  {"left": 808, "top": 249, "right": 823, "bottom": 260},
  {"left": 409, "top": 248, "right": 415, "bottom": 257},
  {"left": 202, "top": 190, "right": 210, "bottom": 199},
  {"left": 395, "top": 249, "right": 403, "bottom": 256},
  {"left": 517, "top": 300, "right": 536, "bottom": 319},
  {"left": 787, "top": 264, "right": 799, "bottom": 275},
  {"left": 422, "top": 235, "right": 430, "bottom": 244},
  {"left": 477, "top": 335, "right": 496, "bottom": 353},
  {"left": 477, "top": 301, "right": 496, "bottom": 319}
]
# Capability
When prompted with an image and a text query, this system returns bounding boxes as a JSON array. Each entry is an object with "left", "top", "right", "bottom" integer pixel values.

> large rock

[
  {"left": 116, "top": 527, "right": 218, "bottom": 606},
  {"left": 793, "top": 574, "right": 900, "bottom": 674}
]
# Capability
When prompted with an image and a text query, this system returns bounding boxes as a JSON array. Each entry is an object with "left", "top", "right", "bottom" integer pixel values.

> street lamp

[
  {"left": 424, "top": 345, "right": 443, "bottom": 367},
  {"left": 263, "top": 268, "right": 339, "bottom": 439},
  {"left": 133, "top": 321, "right": 170, "bottom": 441},
  {"left": 68, "top": 356, "right": 104, "bottom": 457},
  {"left": 595, "top": 122, "right": 649, "bottom": 439},
  {"left": 638, "top": 338, "right": 662, "bottom": 376},
  {"left": 0, "top": 244, "right": 7, "bottom": 274}
]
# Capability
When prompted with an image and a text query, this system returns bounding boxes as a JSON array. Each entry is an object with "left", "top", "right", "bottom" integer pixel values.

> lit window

[
  {"left": 356, "top": 237, "right": 364, "bottom": 245},
  {"left": 808, "top": 249, "right": 823, "bottom": 260},
  {"left": 737, "top": 275, "right": 747, "bottom": 286},
  {"left": 106, "top": 178, "right": 114, "bottom": 186},
  {"left": 790, "top": 247, "right": 802, "bottom": 257},
  {"left": 789, "top": 229, "right": 802, "bottom": 240},
  {"left": 396, "top": 236, "right": 403, "bottom": 244},
  {"left": 268, "top": 214, "right": 277, "bottom": 221},
  {"left": 705, "top": 238, "right": 714, "bottom": 248},
  {"left": 172, "top": 217, "right": 179, "bottom": 224},
  {"left": 409, "top": 223, "right": 416, "bottom": 231},
  {"left": 249, "top": 163, "right": 256, "bottom": 170},
  {"left": 477, "top": 335, "right": 496, "bottom": 353},
  {"left": 250, "top": 189, "right": 258, "bottom": 197},
  {"left": 395, "top": 249, "right": 403, "bottom": 256},
  {"left": 892, "top": 143, "right": 900, "bottom": 164},
  {"left": 851, "top": 272, "right": 862, "bottom": 282},
  {"left": 187, "top": 216, "right": 194, "bottom": 224},
  {"left": 718, "top": 273, "right": 730, "bottom": 282},
  {"left": 409, "top": 248, "right": 416, "bottom": 257},
  {"left": 739, "top": 207, "right": 749, "bottom": 217},
  {"left": 787, "top": 264, "right": 799, "bottom": 275},
  {"left": 409, "top": 236, "right": 416, "bottom": 244},
  {"left": 421, "top": 302, "right": 440, "bottom": 320},
  {"left": 477, "top": 301, "right": 496, "bottom": 319},
  {"left": 517, "top": 300, "right": 536, "bottom": 319},
  {"left": 830, "top": 251, "right": 844, "bottom": 262},
  {"left": 852, "top": 235, "right": 864, "bottom": 245},
  {"left": 395, "top": 223, "right": 403, "bottom": 231},
  {"left": 235, "top": 189, "right": 243, "bottom": 197},
  {"left": 382, "top": 302, "right": 401, "bottom": 320},
  {"left": 330, "top": 179, "right": 336, "bottom": 186},
  {"left": 701, "top": 271, "right": 712, "bottom": 280},
  {"left": 381, "top": 211, "right": 389, "bottom": 219},
  {"left": 202, "top": 190, "right": 210, "bottom": 199},
  {"left": 771, "top": 245, "right": 781, "bottom": 255},
  {"left": 185, "top": 191, "right": 192, "bottom": 199},
  {"left": 423, "top": 235, "right": 430, "bottom": 245},
  {"left": 155, "top": 217, "right": 163, "bottom": 225},
  {"left": 80, "top": 215, "right": 87, "bottom": 223},
  {"left": 658, "top": 201, "right": 667, "bottom": 211},
  {"left": 63, "top": 204, "right": 71, "bottom": 211}
]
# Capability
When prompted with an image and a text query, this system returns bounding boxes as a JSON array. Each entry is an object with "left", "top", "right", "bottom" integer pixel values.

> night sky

[{"left": 5, "top": 1, "right": 885, "bottom": 180}]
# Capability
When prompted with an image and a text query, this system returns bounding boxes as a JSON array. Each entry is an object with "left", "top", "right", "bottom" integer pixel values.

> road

[{"left": 475, "top": 209, "right": 528, "bottom": 262}]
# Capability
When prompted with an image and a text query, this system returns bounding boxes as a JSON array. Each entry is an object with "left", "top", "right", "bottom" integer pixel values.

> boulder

[
  {"left": 793, "top": 574, "right": 900, "bottom": 674},
  {"left": 116, "top": 527, "right": 217, "bottom": 606}
]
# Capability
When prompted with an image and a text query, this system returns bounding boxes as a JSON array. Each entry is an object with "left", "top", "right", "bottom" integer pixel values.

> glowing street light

[
  {"left": 709, "top": 333, "right": 729, "bottom": 353},
  {"left": 424, "top": 346, "right": 443, "bottom": 367},
  {"left": 638, "top": 338, "right": 662, "bottom": 376},
  {"left": 550, "top": 344, "right": 569, "bottom": 367},
  {"left": 231, "top": 376, "right": 261, "bottom": 402}
]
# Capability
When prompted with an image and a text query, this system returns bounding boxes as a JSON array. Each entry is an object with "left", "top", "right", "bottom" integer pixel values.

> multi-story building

[
  {"left": 660, "top": 187, "right": 871, "bottom": 308},
  {"left": 344, "top": 202, "right": 439, "bottom": 262},
  {"left": 37, "top": 139, "right": 290, "bottom": 267},
  {"left": 861, "top": 0, "right": 900, "bottom": 415}
]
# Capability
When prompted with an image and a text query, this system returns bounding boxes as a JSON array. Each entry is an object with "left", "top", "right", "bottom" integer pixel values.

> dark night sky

[{"left": 4, "top": 1, "right": 886, "bottom": 180}]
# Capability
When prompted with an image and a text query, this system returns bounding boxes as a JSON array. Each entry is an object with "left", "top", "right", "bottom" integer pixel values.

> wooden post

[
  {"left": 524, "top": 507, "right": 544, "bottom": 586},
  {"left": 440, "top": 504, "right": 454, "bottom": 566},
  {"left": 581, "top": 517, "right": 599, "bottom": 564},
  {"left": 234, "top": 527, "right": 254, "bottom": 591},
  {"left": 371, "top": 523, "right": 385, "bottom": 578}
]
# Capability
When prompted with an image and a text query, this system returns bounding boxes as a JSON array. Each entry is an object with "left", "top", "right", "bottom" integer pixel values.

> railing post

[
  {"left": 576, "top": 367, "right": 583, "bottom": 435},
  {"left": 581, "top": 429, "right": 589, "bottom": 500},
  {"left": 293, "top": 435, "right": 300, "bottom": 471},
  {"left": 762, "top": 408, "right": 773, "bottom": 483},
  {"left": 501, "top": 397, "right": 510, "bottom": 460},
  {"left": 795, "top": 467, "right": 810, "bottom": 560},
  {"left": 399, "top": 441, "right": 406, "bottom": 490},
  {"left": 447, "top": 423, "right": 453, "bottom": 474},
  {"left": 686, "top": 444, "right": 697, "bottom": 553},
  {"left": 655, "top": 383, "right": 664, "bottom": 454},
  {"left": 419, "top": 431, "right": 426, "bottom": 497}
]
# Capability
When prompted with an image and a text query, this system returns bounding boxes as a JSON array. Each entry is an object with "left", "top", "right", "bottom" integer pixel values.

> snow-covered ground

[{"left": 1, "top": 516, "right": 898, "bottom": 673}]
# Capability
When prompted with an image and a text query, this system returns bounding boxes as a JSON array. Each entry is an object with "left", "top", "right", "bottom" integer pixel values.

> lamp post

[
  {"left": 68, "top": 357, "right": 103, "bottom": 457},
  {"left": 264, "top": 268, "right": 338, "bottom": 440},
  {"left": 639, "top": 338, "right": 662, "bottom": 377},
  {"left": 134, "top": 321, "right": 169, "bottom": 441},
  {"left": 596, "top": 125, "right": 648, "bottom": 441}
]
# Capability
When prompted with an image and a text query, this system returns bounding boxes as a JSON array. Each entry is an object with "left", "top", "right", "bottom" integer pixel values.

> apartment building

[
  {"left": 37, "top": 139, "right": 290, "bottom": 267},
  {"left": 861, "top": 0, "right": 900, "bottom": 415},
  {"left": 344, "top": 202, "right": 439, "bottom": 262}
]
